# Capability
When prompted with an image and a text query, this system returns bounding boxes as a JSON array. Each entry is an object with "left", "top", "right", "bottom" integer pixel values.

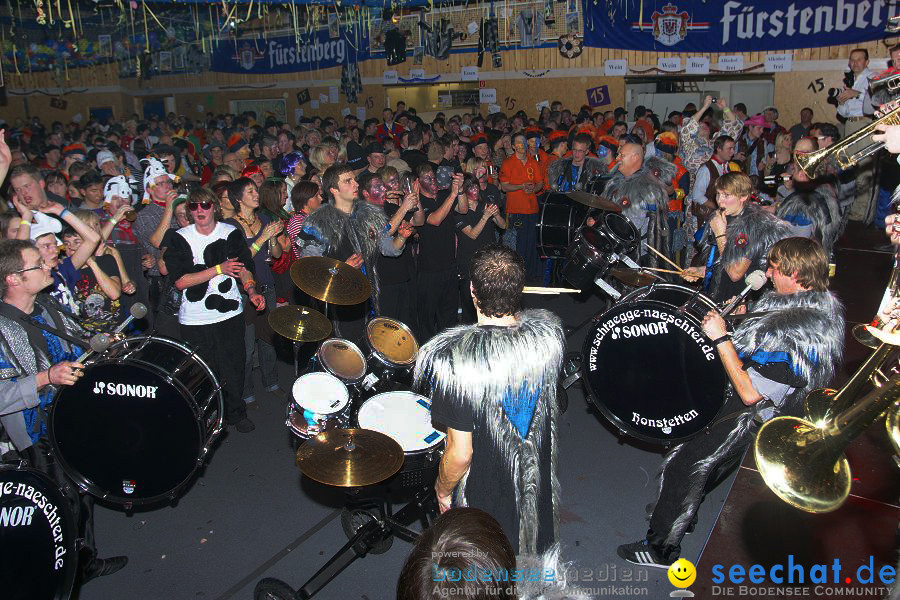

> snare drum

[
  {"left": 49, "top": 336, "right": 223, "bottom": 506},
  {"left": 581, "top": 284, "right": 728, "bottom": 443},
  {"left": 365, "top": 317, "right": 419, "bottom": 384},
  {"left": 563, "top": 212, "right": 639, "bottom": 290},
  {"left": 0, "top": 464, "right": 78, "bottom": 600},
  {"left": 287, "top": 372, "right": 351, "bottom": 438},
  {"left": 317, "top": 338, "right": 368, "bottom": 387},
  {"left": 355, "top": 391, "right": 445, "bottom": 476}
]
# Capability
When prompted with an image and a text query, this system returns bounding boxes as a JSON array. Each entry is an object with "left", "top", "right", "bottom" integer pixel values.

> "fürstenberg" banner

[
  {"left": 209, "top": 27, "right": 369, "bottom": 74},
  {"left": 583, "top": 0, "right": 899, "bottom": 52}
]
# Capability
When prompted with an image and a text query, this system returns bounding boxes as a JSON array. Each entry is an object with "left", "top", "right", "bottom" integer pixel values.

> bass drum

[
  {"left": 0, "top": 464, "right": 78, "bottom": 600},
  {"left": 582, "top": 284, "right": 729, "bottom": 443},
  {"left": 49, "top": 336, "right": 224, "bottom": 506},
  {"left": 536, "top": 193, "right": 587, "bottom": 258}
]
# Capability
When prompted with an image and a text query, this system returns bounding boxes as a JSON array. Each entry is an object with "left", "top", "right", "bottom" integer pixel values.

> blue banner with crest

[{"left": 583, "top": 0, "right": 898, "bottom": 52}]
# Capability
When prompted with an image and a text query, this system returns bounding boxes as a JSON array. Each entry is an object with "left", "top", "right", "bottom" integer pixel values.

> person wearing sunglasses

[{"left": 163, "top": 187, "right": 264, "bottom": 434}]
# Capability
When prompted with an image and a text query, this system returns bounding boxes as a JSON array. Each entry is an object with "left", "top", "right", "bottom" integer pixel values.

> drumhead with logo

[
  {"left": 0, "top": 464, "right": 78, "bottom": 600},
  {"left": 366, "top": 318, "right": 419, "bottom": 366},
  {"left": 356, "top": 391, "right": 445, "bottom": 453},
  {"left": 582, "top": 286, "right": 728, "bottom": 443},
  {"left": 318, "top": 339, "right": 367, "bottom": 382}
]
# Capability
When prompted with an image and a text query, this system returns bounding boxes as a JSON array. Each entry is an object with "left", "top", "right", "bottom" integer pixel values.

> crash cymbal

[
  {"left": 268, "top": 305, "right": 332, "bottom": 343},
  {"left": 296, "top": 428, "right": 404, "bottom": 487},
  {"left": 566, "top": 191, "right": 622, "bottom": 213},
  {"left": 610, "top": 267, "right": 658, "bottom": 288},
  {"left": 290, "top": 257, "right": 372, "bottom": 305},
  {"left": 852, "top": 323, "right": 881, "bottom": 349}
]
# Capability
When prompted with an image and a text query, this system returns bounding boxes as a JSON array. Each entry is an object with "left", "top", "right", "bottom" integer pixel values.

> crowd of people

[{"left": 0, "top": 43, "right": 892, "bottom": 596}]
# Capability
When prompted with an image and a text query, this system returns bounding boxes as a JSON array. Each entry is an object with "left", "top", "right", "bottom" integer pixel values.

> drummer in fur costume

[
  {"left": 413, "top": 243, "right": 565, "bottom": 555},
  {"left": 682, "top": 172, "right": 794, "bottom": 304},
  {"left": 589, "top": 139, "right": 670, "bottom": 266},
  {"left": 295, "top": 164, "right": 405, "bottom": 339},
  {"left": 619, "top": 237, "right": 844, "bottom": 567}
]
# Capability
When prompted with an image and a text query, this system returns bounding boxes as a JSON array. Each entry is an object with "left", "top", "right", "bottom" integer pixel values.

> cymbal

[
  {"left": 268, "top": 305, "right": 332, "bottom": 342},
  {"left": 610, "top": 267, "right": 658, "bottom": 288},
  {"left": 566, "top": 191, "right": 622, "bottom": 213},
  {"left": 290, "top": 257, "right": 372, "bottom": 305},
  {"left": 296, "top": 428, "right": 405, "bottom": 487}
]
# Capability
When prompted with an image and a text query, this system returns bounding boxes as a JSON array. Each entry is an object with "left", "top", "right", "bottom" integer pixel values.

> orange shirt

[{"left": 500, "top": 154, "right": 542, "bottom": 214}]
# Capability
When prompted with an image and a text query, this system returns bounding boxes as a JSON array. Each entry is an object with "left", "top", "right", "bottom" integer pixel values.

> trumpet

[
  {"left": 756, "top": 252, "right": 900, "bottom": 512},
  {"left": 888, "top": 14, "right": 900, "bottom": 33},
  {"left": 794, "top": 105, "right": 900, "bottom": 177},
  {"left": 870, "top": 68, "right": 900, "bottom": 95}
]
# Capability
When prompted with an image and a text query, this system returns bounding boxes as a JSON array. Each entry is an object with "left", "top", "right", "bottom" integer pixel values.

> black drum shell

[
  {"left": 537, "top": 195, "right": 587, "bottom": 258},
  {"left": 0, "top": 464, "right": 78, "bottom": 600},
  {"left": 582, "top": 284, "right": 729, "bottom": 443}
]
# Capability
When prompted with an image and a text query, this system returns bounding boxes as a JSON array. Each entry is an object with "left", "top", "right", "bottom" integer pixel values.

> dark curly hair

[{"left": 469, "top": 244, "right": 524, "bottom": 318}]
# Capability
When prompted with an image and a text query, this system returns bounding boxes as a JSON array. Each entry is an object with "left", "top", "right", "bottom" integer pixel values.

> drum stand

[{"left": 253, "top": 487, "right": 437, "bottom": 600}]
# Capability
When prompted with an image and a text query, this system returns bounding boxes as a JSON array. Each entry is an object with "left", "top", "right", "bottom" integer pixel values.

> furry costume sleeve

[
  {"left": 775, "top": 184, "right": 841, "bottom": 257},
  {"left": 653, "top": 288, "right": 843, "bottom": 548},
  {"left": 412, "top": 309, "right": 565, "bottom": 555},
  {"left": 644, "top": 155, "right": 677, "bottom": 186},
  {"left": 732, "top": 289, "right": 844, "bottom": 399}
]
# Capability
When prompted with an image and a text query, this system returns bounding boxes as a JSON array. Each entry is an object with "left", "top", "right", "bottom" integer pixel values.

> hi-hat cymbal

[
  {"left": 290, "top": 257, "right": 372, "bottom": 305},
  {"left": 296, "top": 428, "right": 405, "bottom": 487},
  {"left": 268, "top": 305, "right": 332, "bottom": 342},
  {"left": 566, "top": 191, "right": 622, "bottom": 213},
  {"left": 610, "top": 267, "right": 658, "bottom": 288}
]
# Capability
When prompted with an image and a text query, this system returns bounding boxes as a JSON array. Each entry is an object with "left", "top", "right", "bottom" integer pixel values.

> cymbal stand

[{"left": 253, "top": 487, "right": 436, "bottom": 600}]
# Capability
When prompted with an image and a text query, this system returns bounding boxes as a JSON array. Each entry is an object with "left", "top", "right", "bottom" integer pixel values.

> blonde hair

[
  {"left": 714, "top": 172, "right": 753, "bottom": 198},
  {"left": 308, "top": 145, "right": 331, "bottom": 172},
  {"left": 767, "top": 237, "right": 829, "bottom": 292},
  {"left": 464, "top": 157, "right": 486, "bottom": 174}
]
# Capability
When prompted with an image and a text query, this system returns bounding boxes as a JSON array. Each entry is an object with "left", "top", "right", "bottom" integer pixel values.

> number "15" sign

[{"left": 586, "top": 85, "right": 610, "bottom": 108}]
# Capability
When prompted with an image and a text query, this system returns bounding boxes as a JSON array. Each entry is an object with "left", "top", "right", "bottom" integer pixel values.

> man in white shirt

[{"left": 837, "top": 48, "right": 875, "bottom": 222}]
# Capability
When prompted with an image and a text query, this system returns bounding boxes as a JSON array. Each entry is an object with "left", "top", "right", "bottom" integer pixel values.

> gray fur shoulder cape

[
  {"left": 720, "top": 202, "right": 794, "bottom": 270},
  {"left": 413, "top": 309, "right": 565, "bottom": 555}
]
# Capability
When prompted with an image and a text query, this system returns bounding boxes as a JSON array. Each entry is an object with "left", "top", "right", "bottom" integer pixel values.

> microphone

[{"left": 721, "top": 270, "right": 767, "bottom": 316}]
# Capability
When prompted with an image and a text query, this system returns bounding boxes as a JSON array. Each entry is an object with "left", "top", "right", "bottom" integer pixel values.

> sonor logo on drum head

[
  {"left": 610, "top": 321, "right": 670, "bottom": 340},
  {"left": 122, "top": 480, "right": 136, "bottom": 495},
  {"left": 92, "top": 381, "right": 159, "bottom": 398}
]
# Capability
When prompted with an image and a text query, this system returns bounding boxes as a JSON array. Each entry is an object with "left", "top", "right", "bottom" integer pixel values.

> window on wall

[
  {"left": 229, "top": 99, "right": 287, "bottom": 123},
  {"left": 626, "top": 76, "right": 774, "bottom": 120},
  {"left": 386, "top": 83, "right": 478, "bottom": 119}
]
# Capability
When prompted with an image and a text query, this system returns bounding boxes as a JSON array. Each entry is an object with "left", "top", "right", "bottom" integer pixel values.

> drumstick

[
  {"left": 644, "top": 244, "right": 683, "bottom": 273},
  {"left": 523, "top": 286, "right": 581, "bottom": 294},
  {"left": 640, "top": 267, "right": 683, "bottom": 275}
]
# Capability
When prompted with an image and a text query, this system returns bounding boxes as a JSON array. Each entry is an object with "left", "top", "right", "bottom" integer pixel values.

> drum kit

[{"left": 252, "top": 257, "right": 444, "bottom": 600}]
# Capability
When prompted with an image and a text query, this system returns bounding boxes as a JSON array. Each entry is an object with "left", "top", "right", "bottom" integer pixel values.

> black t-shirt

[
  {"left": 418, "top": 191, "right": 459, "bottom": 273},
  {"left": 379, "top": 202, "right": 415, "bottom": 284},
  {"left": 479, "top": 183, "right": 504, "bottom": 210},
  {"left": 72, "top": 254, "right": 122, "bottom": 333},
  {"left": 429, "top": 334, "right": 556, "bottom": 555},
  {"left": 455, "top": 202, "right": 498, "bottom": 272},
  {"left": 400, "top": 148, "right": 429, "bottom": 173}
]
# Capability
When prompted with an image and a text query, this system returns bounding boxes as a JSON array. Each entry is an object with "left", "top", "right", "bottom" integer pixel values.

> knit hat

[
  {"left": 62, "top": 143, "right": 87, "bottom": 158},
  {"left": 470, "top": 133, "right": 489, "bottom": 146},
  {"left": 227, "top": 133, "right": 248, "bottom": 153},
  {"left": 655, "top": 132, "right": 678, "bottom": 155},
  {"left": 96, "top": 149, "right": 116, "bottom": 168}
]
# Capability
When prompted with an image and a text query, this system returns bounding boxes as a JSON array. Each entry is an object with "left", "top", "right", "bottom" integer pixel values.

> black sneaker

[
  {"left": 616, "top": 540, "right": 674, "bottom": 569},
  {"left": 82, "top": 556, "right": 128, "bottom": 583},
  {"left": 234, "top": 417, "right": 255, "bottom": 433}
]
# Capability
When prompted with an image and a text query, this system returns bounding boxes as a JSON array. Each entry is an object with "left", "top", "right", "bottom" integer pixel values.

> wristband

[
  {"left": 716, "top": 234, "right": 726, "bottom": 239},
  {"left": 20, "top": 219, "right": 30, "bottom": 226},
  {"left": 215, "top": 264, "right": 223, "bottom": 275},
  {"left": 712, "top": 334, "right": 732, "bottom": 346},
  {"left": 110, "top": 218, "right": 119, "bottom": 226},
  {"left": 251, "top": 242, "right": 261, "bottom": 252},
  {"left": 59, "top": 208, "right": 70, "bottom": 219},
  {"left": 245, "top": 279, "right": 256, "bottom": 291}
]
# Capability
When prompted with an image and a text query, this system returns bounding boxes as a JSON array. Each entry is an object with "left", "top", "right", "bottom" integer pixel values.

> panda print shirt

[{"left": 165, "top": 222, "right": 256, "bottom": 326}]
